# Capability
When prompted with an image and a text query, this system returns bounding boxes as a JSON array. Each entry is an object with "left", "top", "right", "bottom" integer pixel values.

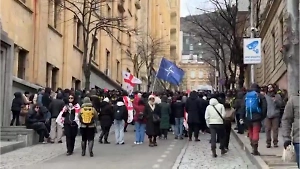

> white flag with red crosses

[{"left": 122, "top": 71, "right": 142, "bottom": 93}]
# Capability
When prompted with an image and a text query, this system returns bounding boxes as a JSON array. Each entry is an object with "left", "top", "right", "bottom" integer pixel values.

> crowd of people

[{"left": 9, "top": 83, "right": 299, "bottom": 168}]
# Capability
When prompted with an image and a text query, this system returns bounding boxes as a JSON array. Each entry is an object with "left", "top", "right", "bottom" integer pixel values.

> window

[
  {"left": 185, "top": 38, "right": 189, "bottom": 44},
  {"left": 279, "top": 17, "right": 284, "bottom": 59},
  {"left": 271, "top": 30, "right": 276, "bottom": 70},
  {"left": 190, "top": 71, "right": 195, "bottom": 78},
  {"left": 199, "top": 71, "right": 204, "bottom": 78},
  {"left": 46, "top": 63, "right": 51, "bottom": 87},
  {"left": 72, "top": 77, "right": 81, "bottom": 90},
  {"left": 105, "top": 49, "right": 110, "bottom": 76},
  {"left": 17, "top": 49, "right": 27, "bottom": 79},
  {"left": 53, "top": 0, "right": 61, "bottom": 29},
  {"left": 189, "top": 44, "right": 193, "bottom": 51},
  {"left": 48, "top": 0, "right": 61, "bottom": 31},
  {"left": 116, "top": 60, "right": 120, "bottom": 80},
  {"left": 51, "top": 67, "right": 59, "bottom": 91},
  {"left": 92, "top": 36, "right": 98, "bottom": 60},
  {"left": 75, "top": 17, "right": 82, "bottom": 47}
]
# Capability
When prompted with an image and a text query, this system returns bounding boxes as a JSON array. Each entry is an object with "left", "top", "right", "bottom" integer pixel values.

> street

[
  {"left": 25, "top": 126, "right": 186, "bottom": 169},
  {"left": 0, "top": 126, "right": 257, "bottom": 169}
]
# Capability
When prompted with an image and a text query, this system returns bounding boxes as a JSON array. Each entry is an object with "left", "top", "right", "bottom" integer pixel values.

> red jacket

[{"left": 133, "top": 97, "right": 146, "bottom": 123}]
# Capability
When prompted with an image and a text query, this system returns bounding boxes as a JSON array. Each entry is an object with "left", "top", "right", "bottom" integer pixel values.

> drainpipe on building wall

[{"left": 33, "top": 0, "right": 37, "bottom": 82}]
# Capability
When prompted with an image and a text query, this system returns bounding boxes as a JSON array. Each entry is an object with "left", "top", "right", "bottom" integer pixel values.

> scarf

[{"left": 56, "top": 103, "right": 80, "bottom": 127}]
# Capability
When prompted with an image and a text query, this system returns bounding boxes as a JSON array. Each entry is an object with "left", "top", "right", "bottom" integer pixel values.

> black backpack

[{"left": 113, "top": 105, "right": 124, "bottom": 120}]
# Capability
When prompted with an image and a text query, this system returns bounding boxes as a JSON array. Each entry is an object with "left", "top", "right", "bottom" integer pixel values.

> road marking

[
  {"left": 167, "top": 147, "right": 173, "bottom": 150},
  {"left": 152, "top": 164, "right": 160, "bottom": 168},
  {"left": 161, "top": 154, "right": 167, "bottom": 158},
  {"left": 157, "top": 159, "right": 164, "bottom": 162},
  {"left": 170, "top": 144, "right": 175, "bottom": 147},
  {"left": 164, "top": 151, "right": 170, "bottom": 154}
]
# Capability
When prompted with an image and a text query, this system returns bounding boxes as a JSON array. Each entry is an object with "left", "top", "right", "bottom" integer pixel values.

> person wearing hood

[
  {"left": 240, "top": 83, "right": 267, "bottom": 156},
  {"left": 26, "top": 104, "right": 51, "bottom": 143},
  {"left": 78, "top": 97, "right": 98, "bottom": 157},
  {"left": 98, "top": 97, "right": 113, "bottom": 144},
  {"left": 205, "top": 95, "right": 227, "bottom": 157},
  {"left": 49, "top": 93, "right": 65, "bottom": 143},
  {"left": 144, "top": 95, "right": 161, "bottom": 147},
  {"left": 42, "top": 87, "right": 52, "bottom": 110},
  {"left": 113, "top": 97, "right": 128, "bottom": 145},
  {"left": 185, "top": 91, "right": 206, "bottom": 141},
  {"left": 10, "top": 92, "right": 24, "bottom": 126}
]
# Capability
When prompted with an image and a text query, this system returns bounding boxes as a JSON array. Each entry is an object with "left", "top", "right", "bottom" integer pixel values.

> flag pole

[{"left": 151, "top": 57, "right": 163, "bottom": 94}]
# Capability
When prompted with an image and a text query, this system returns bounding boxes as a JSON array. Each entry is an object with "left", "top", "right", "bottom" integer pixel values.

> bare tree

[
  {"left": 128, "top": 33, "right": 167, "bottom": 92},
  {"left": 183, "top": 0, "right": 253, "bottom": 90},
  {"left": 53, "top": 0, "right": 135, "bottom": 90}
]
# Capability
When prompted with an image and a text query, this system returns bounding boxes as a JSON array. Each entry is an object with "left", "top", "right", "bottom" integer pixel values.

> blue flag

[{"left": 156, "top": 58, "right": 185, "bottom": 85}]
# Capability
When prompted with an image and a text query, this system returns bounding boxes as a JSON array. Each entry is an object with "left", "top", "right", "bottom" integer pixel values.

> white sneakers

[{"left": 134, "top": 142, "right": 143, "bottom": 145}]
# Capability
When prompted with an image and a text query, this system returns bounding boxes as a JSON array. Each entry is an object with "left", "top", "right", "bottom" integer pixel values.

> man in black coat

[{"left": 185, "top": 91, "right": 207, "bottom": 141}]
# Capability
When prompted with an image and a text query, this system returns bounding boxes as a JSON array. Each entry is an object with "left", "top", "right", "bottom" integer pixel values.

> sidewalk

[{"left": 231, "top": 126, "right": 298, "bottom": 169}]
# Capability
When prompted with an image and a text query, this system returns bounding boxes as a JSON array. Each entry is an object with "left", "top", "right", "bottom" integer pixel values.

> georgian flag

[{"left": 122, "top": 71, "right": 142, "bottom": 93}]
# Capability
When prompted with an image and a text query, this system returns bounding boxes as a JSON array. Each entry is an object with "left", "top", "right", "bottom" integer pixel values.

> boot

[
  {"left": 149, "top": 138, "right": 154, "bottom": 147},
  {"left": 221, "top": 148, "right": 228, "bottom": 155},
  {"left": 251, "top": 144, "right": 260, "bottom": 156},
  {"left": 211, "top": 149, "right": 217, "bottom": 158},
  {"left": 104, "top": 132, "right": 110, "bottom": 144},
  {"left": 98, "top": 132, "right": 104, "bottom": 144},
  {"left": 88, "top": 140, "right": 94, "bottom": 157},
  {"left": 81, "top": 141, "right": 87, "bottom": 156},
  {"left": 153, "top": 138, "right": 158, "bottom": 146}
]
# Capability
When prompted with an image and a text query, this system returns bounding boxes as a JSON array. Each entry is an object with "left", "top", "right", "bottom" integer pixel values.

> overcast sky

[{"left": 180, "top": 0, "right": 215, "bottom": 17}]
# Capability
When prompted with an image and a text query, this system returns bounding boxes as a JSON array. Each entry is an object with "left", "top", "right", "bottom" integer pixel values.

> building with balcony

[
  {"left": 0, "top": 0, "right": 141, "bottom": 93},
  {"left": 254, "top": 0, "right": 287, "bottom": 89}
]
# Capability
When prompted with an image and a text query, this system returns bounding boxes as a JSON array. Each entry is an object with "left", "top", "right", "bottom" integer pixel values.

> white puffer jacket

[{"left": 205, "top": 98, "right": 226, "bottom": 126}]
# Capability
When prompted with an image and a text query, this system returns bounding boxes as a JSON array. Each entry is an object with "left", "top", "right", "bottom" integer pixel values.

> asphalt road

[{"left": 26, "top": 126, "right": 186, "bottom": 169}]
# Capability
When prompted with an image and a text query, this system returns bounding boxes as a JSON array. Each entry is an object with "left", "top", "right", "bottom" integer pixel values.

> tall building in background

[
  {"left": 178, "top": 29, "right": 212, "bottom": 91},
  {"left": 137, "top": 0, "right": 181, "bottom": 91}
]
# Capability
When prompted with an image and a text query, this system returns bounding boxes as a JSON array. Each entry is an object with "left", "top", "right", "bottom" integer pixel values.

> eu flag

[{"left": 156, "top": 58, "right": 185, "bottom": 85}]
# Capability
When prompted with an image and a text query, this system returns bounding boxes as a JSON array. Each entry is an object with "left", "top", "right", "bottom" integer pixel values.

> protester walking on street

[
  {"left": 98, "top": 97, "right": 113, "bottom": 144},
  {"left": 133, "top": 98, "right": 146, "bottom": 144},
  {"left": 241, "top": 83, "right": 267, "bottom": 156},
  {"left": 56, "top": 94, "right": 80, "bottom": 156},
  {"left": 78, "top": 97, "right": 98, "bottom": 157},
  {"left": 205, "top": 95, "right": 227, "bottom": 157},
  {"left": 113, "top": 97, "right": 128, "bottom": 145}
]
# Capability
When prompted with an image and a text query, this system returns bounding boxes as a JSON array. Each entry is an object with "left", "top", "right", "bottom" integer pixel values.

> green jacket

[{"left": 159, "top": 102, "right": 171, "bottom": 129}]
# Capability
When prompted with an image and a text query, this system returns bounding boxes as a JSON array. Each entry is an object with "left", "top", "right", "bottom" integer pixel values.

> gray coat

[
  {"left": 282, "top": 96, "right": 299, "bottom": 143},
  {"left": 265, "top": 93, "right": 283, "bottom": 118}
]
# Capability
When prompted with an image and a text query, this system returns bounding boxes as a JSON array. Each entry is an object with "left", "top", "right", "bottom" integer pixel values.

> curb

[
  {"left": 171, "top": 141, "right": 189, "bottom": 169},
  {"left": 231, "top": 129, "right": 270, "bottom": 169}
]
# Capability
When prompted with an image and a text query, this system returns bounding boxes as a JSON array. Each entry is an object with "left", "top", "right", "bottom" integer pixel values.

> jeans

[
  {"left": 294, "top": 143, "right": 300, "bottom": 168},
  {"left": 135, "top": 122, "right": 146, "bottom": 142},
  {"left": 114, "top": 120, "right": 125, "bottom": 144},
  {"left": 210, "top": 124, "right": 225, "bottom": 150},
  {"left": 175, "top": 117, "right": 184, "bottom": 137}
]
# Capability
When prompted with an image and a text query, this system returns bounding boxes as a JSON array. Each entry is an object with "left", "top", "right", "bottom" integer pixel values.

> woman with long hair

[{"left": 56, "top": 93, "right": 80, "bottom": 156}]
